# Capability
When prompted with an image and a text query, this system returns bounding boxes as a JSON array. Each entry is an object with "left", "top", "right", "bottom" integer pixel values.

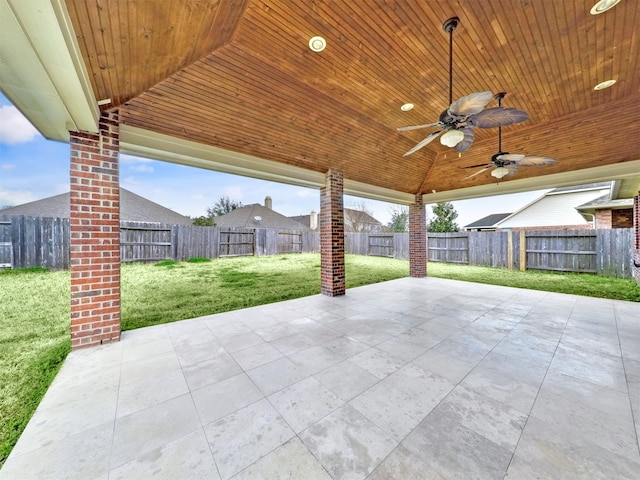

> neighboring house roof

[
  {"left": 291, "top": 208, "right": 384, "bottom": 231},
  {"left": 289, "top": 214, "right": 312, "bottom": 228},
  {"left": 496, "top": 183, "right": 611, "bottom": 229},
  {"left": 0, "top": 188, "right": 193, "bottom": 224},
  {"left": 215, "top": 203, "right": 306, "bottom": 230},
  {"left": 464, "top": 213, "right": 512, "bottom": 230},
  {"left": 547, "top": 182, "right": 611, "bottom": 194},
  {"left": 575, "top": 194, "right": 634, "bottom": 214}
]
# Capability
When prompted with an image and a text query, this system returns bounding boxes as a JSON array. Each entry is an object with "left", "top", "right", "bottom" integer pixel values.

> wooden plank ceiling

[{"left": 66, "top": 0, "right": 639, "bottom": 196}]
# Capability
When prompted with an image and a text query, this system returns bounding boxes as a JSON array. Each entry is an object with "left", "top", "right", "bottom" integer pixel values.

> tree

[
  {"left": 208, "top": 196, "right": 242, "bottom": 217},
  {"left": 427, "top": 202, "right": 459, "bottom": 232},
  {"left": 387, "top": 206, "right": 409, "bottom": 232},
  {"left": 345, "top": 200, "right": 380, "bottom": 232},
  {"left": 192, "top": 196, "right": 242, "bottom": 226},
  {"left": 192, "top": 215, "right": 215, "bottom": 226}
]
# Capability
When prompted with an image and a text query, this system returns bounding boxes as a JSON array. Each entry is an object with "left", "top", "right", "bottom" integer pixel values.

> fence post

[
  {"left": 519, "top": 230, "right": 526, "bottom": 271},
  {"left": 507, "top": 231, "right": 513, "bottom": 270}
]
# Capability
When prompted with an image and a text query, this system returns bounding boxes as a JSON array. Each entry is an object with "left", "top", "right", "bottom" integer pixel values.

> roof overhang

[{"left": 0, "top": 0, "right": 98, "bottom": 140}]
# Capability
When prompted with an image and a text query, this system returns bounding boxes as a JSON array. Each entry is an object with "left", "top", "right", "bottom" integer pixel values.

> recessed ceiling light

[
  {"left": 590, "top": 0, "right": 621, "bottom": 15},
  {"left": 401, "top": 103, "right": 414, "bottom": 111},
  {"left": 308, "top": 36, "right": 326, "bottom": 52},
  {"left": 594, "top": 79, "right": 616, "bottom": 90}
]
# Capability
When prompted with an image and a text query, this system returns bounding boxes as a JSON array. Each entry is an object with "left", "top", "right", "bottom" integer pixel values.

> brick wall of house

[
  {"left": 612, "top": 208, "right": 634, "bottom": 228},
  {"left": 69, "top": 111, "right": 121, "bottom": 349},
  {"left": 595, "top": 210, "right": 612, "bottom": 229},
  {"left": 409, "top": 193, "right": 426, "bottom": 277},
  {"left": 320, "top": 169, "right": 345, "bottom": 296}
]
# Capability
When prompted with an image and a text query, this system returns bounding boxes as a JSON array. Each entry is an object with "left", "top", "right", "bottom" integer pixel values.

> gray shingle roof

[
  {"left": 464, "top": 213, "right": 513, "bottom": 229},
  {"left": 575, "top": 194, "right": 634, "bottom": 212},
  {"left": 215, "top": 204, "right": 306, "bottom": 230},
  {"left": 0, "top": 188, "right": 193, "bottom": 224}
]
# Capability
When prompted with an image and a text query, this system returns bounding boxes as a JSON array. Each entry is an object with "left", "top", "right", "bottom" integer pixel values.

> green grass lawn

[{"left": 1, "top": 254, "right": 638, "bottom": 466}]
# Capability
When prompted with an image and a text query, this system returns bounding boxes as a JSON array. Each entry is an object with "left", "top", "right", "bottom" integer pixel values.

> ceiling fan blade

[
  {"left": 403, "top": 130, "right": 443, "bottom": 156},
  {"left": 461, "top": 162, "right": 492, "bottom": 169},
  {"left": 448, "top": 91, "right": 493, "bottom": 117},
  {"left": 397, "top": 121, "right": 442, "bottom": 132},
  {"left": 497, "top": 153, "right": 525, "bottom": 162},
  {"left": 467, "top": 107, "right": 529, "bottom": 128},
  {"left": 464, "top": 166, "right": 492, "bottom": 179},
  {"left": 454, "top": 127, "right": 475, "bottom": 153},
  {"left": 506, "top": 164, "right": 519, "bottom": 175},
  {"left": 517, "top": 155, "right": 557, "bottom": 166}
]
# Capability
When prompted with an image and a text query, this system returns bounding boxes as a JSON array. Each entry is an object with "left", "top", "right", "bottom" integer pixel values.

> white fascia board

[
  {"left": 421, "top": 159, "right": 640, "bottom": 204},
  {"left": 120, "top": 125, "right": 414, "bottom": 205},
  {"left": 0, "top": 0, "right": 98, "bottom": 140}
]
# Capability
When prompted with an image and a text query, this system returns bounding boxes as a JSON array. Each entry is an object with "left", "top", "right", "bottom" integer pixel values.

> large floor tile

[
  {"left": 230, "top": 437, "right": 331, "bottom": 480},
  {"left": 109, "top": 429, "right": 219, "bottom": 480},
  {"left": 350, "top": 364, "right": 454, "bottom": 442},
  {"left": 300, "top": 404, "right": 397, "bottom": 480},
  {"left": 204, "top": 398, "right": 294, "bottom": 480},
  {"left": 110, "top": 394, "right": 201, "bottom": 469},
  {"left": 192, "top": 373, "right": 264, "bottom": 426},
  {"left": 402, "top": 409, "right": 513, "bottom": 480},
  {"left": 0, "top": 422, "right": 113, "bottom": 480},
  {"left": 268, "top": 377, "right": 344, "bottom": 433},
  {"left": 314, "top": 360, "right": 381, "bottom": 401}
]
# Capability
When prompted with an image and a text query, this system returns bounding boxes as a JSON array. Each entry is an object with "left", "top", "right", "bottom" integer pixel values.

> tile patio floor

[{"left": 2, "top": 277, "right": 639, "bottom": 479}]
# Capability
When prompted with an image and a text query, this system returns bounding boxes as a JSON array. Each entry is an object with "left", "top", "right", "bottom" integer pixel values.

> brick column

[
  {"left": 633, "top": 193, "right": 640, "bottom": 285},
  {"left": 409, "top": 193, "right": 427, "bottom": 277},
  {"left": 320, "top": 169, "right": 345, "bottom": 296},
  {"left": 69, "top": 111, "right": 121, "bottom": 349}
]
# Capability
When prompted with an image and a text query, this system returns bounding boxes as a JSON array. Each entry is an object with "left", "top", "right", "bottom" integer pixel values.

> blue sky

[{"left": 0, "top": 93, "right": 545, "bottom": 226}]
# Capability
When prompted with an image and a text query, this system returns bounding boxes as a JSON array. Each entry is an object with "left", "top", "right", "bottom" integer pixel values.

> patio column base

[
  {"left": 69, "top": 110, "right": 121, "bottom": 349},
  {"left": 409, "top": 193, "right": 427, "bottom": 277},
  {"left": 320, "top": 169, "right": 345, "bottom": 296}
]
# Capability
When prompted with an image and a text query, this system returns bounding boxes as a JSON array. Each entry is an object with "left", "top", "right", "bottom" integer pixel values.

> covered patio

[
  {"left": 1, "top": 1, "right": 640, "bottom": 478},
  {"left": 2, "top": 277, "right": 639, "bottom": 479}
]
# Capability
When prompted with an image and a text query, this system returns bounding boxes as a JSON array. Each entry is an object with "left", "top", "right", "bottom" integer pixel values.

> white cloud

[
  {"left": 1, "top": 163, "right": 16, "bottom": 170},
  {"left": 123, "top": 176, "right": 139, "bottom": 185},
  {"left": 0, "top": 188, "right": 36, "bottom": 207},
  {"left": 223, "top": 185, "right": 245, "bottom": 200},
  {"left": 129, "top": 164, "right": 154, "bottom": 173},
  {"left": 0, "top": 106, "right": 40, "bottom": 144},
  {"left": 294, "top": 188, "right": 316, "bottom": 199}
]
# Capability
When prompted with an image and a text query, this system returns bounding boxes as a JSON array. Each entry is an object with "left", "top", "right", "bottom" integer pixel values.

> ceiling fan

[
  {"left": 397, "top": 17, "right": 529, "bottom": 157},
  {"left": 462, "top": 92, "right": 557, "bottom": 180}
]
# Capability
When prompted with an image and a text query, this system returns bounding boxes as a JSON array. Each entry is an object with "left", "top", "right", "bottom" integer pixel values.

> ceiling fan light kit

[
  {"left": 440, "top": 129, "right": 465, "bottom": 147},
  {"left": 397, "top": 17, "right": 529, "bottom": 157},
  {"left": 491, "top": 167, "right": 510, "bottom": 179},
  {"left": 462, "top": 92, "right": 557, "bottom": 180}
]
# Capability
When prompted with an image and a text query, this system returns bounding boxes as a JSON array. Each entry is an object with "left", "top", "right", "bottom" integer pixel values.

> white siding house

[{"left": 496, "top": 183, "right": 611, "bottom": 230}]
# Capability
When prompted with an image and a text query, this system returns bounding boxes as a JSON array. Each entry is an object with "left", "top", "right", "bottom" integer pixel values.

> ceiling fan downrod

[{"left": 442, "top": 17, "right": 460, "bottom": 106}]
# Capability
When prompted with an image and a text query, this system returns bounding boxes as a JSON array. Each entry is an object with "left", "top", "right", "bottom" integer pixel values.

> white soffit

[
  {"left": 0, "top": 0, "right": 98, "bottom": 140},
  {"left": 422, "top": 160, "right": 640, "bottom": 204},
  {"left": 120, "top": 125, "right": 415, "bottom": 205}
]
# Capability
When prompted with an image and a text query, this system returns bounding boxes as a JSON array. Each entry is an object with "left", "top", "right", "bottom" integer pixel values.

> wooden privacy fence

[
  {"left": 0, "top": 215, "right": 634, "bottom": 278},
  {"left": 345, "top": 229, "right": 634, "bottom": 278},
  {"left": 0, "top": 216, "right": 320, "bottom": 269}
]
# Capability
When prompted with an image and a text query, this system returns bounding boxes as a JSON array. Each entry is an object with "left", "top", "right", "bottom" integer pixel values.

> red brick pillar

[
  {"left": 633, "top": 193, "right": 640, "bottom": 285},
  {"left": 69, "top": 111, "right": 121, "bottom": 349},
  {"left": 320, "top": 169, "right": 345, "bottom": 296},
  {"left": 409, "top": 193, "right": 427, "bottom": 277}
]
